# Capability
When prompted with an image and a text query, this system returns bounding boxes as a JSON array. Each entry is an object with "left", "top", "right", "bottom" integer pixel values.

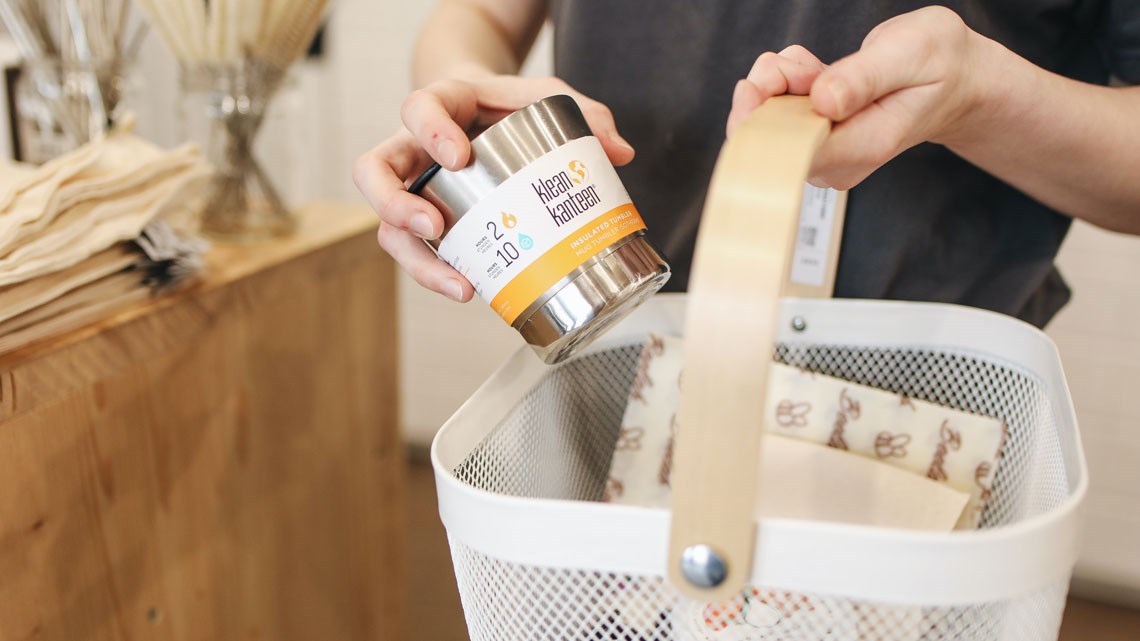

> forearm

[
  {"left": 412, "top": 0, "right": 547, "bottom": 86},
  {"left": 948, "top": 35, "right": 1140, "bottom": 234}
]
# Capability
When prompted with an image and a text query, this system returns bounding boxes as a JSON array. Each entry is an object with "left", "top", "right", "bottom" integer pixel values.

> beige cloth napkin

[
  {"left": 0, "top": 123, "right": 210, "bottom": 288},
  {"left": 756, "top": 434, "right": 968, "bottom": 530},
  {"left": 0, "top": 270, "right": 150, "bottom": 354},
  {"left": 1, "top": 143, "right": 202, "bottom": 252},
  {"left": 0, "top": 145, "right": 104, "bottom": 247},
  {"left": 0, "top": 244, "right": 138, "bottom": 324},
  {"left": 0, "top": 142, "right": 102, "bottom": 214},
  {"left": 0, "top": 161, "right": 209, "bottom": 287}
]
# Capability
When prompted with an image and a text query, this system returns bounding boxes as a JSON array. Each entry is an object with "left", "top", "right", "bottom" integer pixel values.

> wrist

[
  {"left": 414, "top": 60, "right": 500, "bottom": 88},
  {"left": 443, "top": 62, "right": 500, "bottom": 83},
  {"left": 938, "top": 32, "right": 1045, "bottom": 152}
]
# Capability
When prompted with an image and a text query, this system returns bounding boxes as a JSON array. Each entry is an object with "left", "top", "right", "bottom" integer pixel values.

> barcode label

[
  {"left": 790, "top": 185, "right": 841, "bottom": 287},
  {"left": 798, "top": 225, "right": 818, "bottom": 249}
]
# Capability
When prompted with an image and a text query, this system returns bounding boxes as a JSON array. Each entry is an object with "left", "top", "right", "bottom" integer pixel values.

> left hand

[{"left": 727, "top": 6, "right": 990, "bottom": 190}]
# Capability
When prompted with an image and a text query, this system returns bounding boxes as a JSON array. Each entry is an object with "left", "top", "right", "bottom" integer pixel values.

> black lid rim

[{"left": 407, "top": 162, "right": 442, "bottom": 195}]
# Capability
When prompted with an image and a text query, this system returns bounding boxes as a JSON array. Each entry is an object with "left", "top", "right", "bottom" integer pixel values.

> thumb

[{"left": 810, "top": 17, "right": 934, "bottom": 121}]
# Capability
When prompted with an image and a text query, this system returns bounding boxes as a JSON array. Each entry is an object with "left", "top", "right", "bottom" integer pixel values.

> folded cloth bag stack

[{"left": 0, "top": 121, "right": 212, "bottom": 352}]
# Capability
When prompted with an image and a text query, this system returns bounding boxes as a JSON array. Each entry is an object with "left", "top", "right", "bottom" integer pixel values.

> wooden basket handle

[{"left": 667, "top": 95, "right": 832, "bottom": 601}]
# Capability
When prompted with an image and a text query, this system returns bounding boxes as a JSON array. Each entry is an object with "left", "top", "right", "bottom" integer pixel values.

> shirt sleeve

[{"left": 1102, "top": 0, "right": 1140, "bottom": 82}]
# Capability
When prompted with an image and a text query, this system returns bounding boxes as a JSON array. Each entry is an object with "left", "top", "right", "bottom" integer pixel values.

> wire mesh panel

[
  {"left": 449, "top": 539, "right": 1070, "bottom": 641},
  {"left": 455, "top": 340, "right": 1073, "bottom": 528},
  {"left": 445, "top": 332, "right": 1079, "bottom": 641}
]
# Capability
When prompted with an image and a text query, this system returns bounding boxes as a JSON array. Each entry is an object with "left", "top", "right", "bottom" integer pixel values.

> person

[{"left": 353, "top": 1, "right": 1140, "bottom": 328}]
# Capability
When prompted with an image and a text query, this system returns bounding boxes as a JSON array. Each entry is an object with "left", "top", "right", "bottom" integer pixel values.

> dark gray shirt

[{"left": 551, "top": 0, "right": 1140, "bottom": 327}]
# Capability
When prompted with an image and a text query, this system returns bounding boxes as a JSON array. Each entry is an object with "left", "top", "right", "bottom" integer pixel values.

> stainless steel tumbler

[{"left": 410, "top": 95, "right": 670, "bottom": 364}]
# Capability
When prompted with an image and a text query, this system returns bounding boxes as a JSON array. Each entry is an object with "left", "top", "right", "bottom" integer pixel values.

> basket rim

[{"left": 432, "top": 296, "right": 1089, "bottom": 606}]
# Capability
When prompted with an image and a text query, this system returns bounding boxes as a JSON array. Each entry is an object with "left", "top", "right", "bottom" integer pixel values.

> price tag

[{"left": 788, "top": 184, "right": 846, "bottom": 294}]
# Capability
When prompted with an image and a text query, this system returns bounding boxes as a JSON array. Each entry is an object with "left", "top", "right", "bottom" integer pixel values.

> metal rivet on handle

[
  {"left": 680, "top": 544, "right": 728, "bottom": 589},
  {"left": 791, "top": 316, "right": 807, "bottom": 332}
]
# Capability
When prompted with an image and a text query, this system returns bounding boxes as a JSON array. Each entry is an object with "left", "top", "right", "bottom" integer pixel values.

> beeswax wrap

[{"left": 605, "top": 333, "right": 1006, "bottom": 530}]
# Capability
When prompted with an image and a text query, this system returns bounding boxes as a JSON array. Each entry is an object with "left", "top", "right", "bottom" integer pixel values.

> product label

[
  {"left": 437, "top": 136, "right": 647, "bottom": 324},
  {"left": 790, "top": 184, "right": 842, "bottom": 287}
]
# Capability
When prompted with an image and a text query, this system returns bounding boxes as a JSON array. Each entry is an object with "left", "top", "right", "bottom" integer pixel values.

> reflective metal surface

[
  {"left": 680, "top": 544, "right": 729, "bottom": 590},
  {"left": 415, "top": 95, "right": 593, "bottom": 241},
  {"left": 519, "top": 233, "right": 669, "bottom": 363},
  {"left": 410, "top": 95, "right": 670, "bottom": 364}
]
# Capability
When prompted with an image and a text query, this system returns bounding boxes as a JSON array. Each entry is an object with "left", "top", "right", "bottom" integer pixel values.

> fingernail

[
  {"left": 610, "top": 133, "right": 634, "bottom": 153},
  {"left": 826, "top": 78, "right": 848, "bottom": 114},
  {"left": 732, "top": 79, "right": 749, "bottom": 105},
  {"left": 732, "top": 79, "right": 762, "bottom": 110},
  {"left": 410, "top": 212, "right": 436, "bottom": 239},
  {"left": 444, "top": 279, "right": 465, "bottom": 302},
  {"left": 438, "top": 139, "right": 459, "bottom": 169}
]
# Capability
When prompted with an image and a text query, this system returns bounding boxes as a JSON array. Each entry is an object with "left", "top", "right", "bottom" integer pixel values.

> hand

[
  {"left": 726, "top": 6, "right": 989, "bottom": 190},
  {"left": 354, "top": 75, "right": 635, "bottom": 302}
]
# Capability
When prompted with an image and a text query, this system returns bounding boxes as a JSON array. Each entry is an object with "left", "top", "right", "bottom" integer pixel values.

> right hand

[{"left": 354, "top": 75, "right": 636, "bottom": 302}]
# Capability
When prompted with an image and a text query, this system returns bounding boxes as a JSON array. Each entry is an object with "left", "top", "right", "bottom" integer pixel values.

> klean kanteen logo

[
  {"left": 530, "top": 159, "right": 601, "bottom": 227},
  {"left": 568, "top": 160, "right": 588, "bottom": 184}
]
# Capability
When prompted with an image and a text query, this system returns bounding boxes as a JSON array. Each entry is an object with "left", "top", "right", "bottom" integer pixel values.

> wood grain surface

[
  {"left": 668, "top": 96, "right": 831, "bottom": 601},
  {"left": 0, "top": 202, "right": 405, "bottom": 641}
]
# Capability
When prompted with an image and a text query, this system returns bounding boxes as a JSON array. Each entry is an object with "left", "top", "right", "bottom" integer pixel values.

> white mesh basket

[
  {"left": 432, "top": 296, "right": 1086, "bottom": 641},
  {"left": 430, "top": 97, "right": 1087, "bottom": 641}
]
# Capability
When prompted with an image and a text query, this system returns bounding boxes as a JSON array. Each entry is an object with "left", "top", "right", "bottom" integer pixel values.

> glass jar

[
  {"left": 178, "top": 60, "right": 300, "bottom": 241},
  {"left": 13, "top": 56, "right": 134, "bottom": 164}
]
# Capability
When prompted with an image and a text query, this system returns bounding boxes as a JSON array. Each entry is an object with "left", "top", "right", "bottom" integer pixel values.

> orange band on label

[{"left": 490, "top": 204, "right": 647, "bottom": 324}]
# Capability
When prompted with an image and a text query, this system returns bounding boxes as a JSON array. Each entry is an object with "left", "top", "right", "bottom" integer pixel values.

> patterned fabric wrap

[{"left": 605, "top": 333, "right": 1007, "bottom": 531}]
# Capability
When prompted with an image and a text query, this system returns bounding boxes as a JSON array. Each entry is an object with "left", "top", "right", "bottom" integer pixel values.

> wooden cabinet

[{"left": 0, "top": 203, "right": 405, "bottom": 640}]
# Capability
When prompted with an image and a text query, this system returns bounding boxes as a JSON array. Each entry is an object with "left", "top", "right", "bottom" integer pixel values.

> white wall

[
  {"left": 324, "top": 0, "right": 554, "bottom": 450},
  {"left": 53, "top": 0, "right": 1140, "bottom": 604},
  {"left": 1046, "top": 221, "right": 1140, "bottom": 605}
]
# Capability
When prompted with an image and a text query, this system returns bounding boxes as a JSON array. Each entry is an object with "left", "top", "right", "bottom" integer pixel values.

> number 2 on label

[{"left": 487, "top": 221, "right": 503, "bottom": 240}]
